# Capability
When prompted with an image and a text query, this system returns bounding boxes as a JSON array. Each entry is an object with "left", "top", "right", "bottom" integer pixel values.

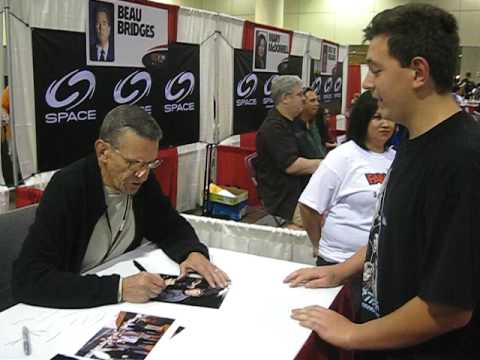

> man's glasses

[{"left": 110, "top": 144, "right": 162, "bottom": 173}]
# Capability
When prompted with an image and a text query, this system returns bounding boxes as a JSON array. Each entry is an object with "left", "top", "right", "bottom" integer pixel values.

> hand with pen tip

[{"left": 122, "top": 261, "right": 166, "bottom": 303}]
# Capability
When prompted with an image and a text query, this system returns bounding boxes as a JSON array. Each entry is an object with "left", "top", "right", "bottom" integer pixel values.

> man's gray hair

[
  {"left": 99, "top": 105, "right": 162, "bottom": 146},
  {"left": 271, "top": 75, "right": 303, "bottom": 105}
]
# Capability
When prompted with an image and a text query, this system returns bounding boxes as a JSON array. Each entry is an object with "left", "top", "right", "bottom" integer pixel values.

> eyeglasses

[{"left": 110, "top": 144, "right": 162, "bottom": 173}]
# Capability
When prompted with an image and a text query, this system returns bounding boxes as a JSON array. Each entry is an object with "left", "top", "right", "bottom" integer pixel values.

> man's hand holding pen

[
  {"left": 123, "top": 255, "right": 230, "bottom": 303},
  {"left": 122, "top": 261, "right": 166, "bottom": 303}
]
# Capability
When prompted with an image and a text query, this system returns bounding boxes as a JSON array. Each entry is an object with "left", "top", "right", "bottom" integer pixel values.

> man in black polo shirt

[{"left": 256, "top": 75, "right": 321, "bottom": 226}]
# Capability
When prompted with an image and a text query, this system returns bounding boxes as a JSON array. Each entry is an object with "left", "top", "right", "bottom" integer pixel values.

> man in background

[
  {"left": 293, "top": 87, "right": 328, "bottom": 160},
  {"left": 256, "top": 75, "right": 321, "bottom": 227},
  {"left": 458, "top": 71, "right": 475, "bottom": 98},
  {"left": 1, "top": 86, "right": 22, "bottom": 186}
]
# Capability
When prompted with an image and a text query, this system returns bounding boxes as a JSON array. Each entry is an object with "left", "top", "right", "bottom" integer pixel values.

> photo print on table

[
  {"left": 76, "top": 311, "right": 174, "bottom": 360},
  {"left": 154, "top": 273, "right": 231, "bottom": 309}
]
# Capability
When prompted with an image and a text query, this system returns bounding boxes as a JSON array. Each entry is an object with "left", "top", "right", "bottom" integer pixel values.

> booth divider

[
  {"left": 216, "top": 144, "right": 259, "bottom": 207},
  {"left": 154, "top": 147, "right": 179, "bottom": 208}
]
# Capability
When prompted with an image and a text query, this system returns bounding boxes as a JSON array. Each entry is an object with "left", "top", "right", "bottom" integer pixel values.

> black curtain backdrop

[
  {"left": 233, "top": 49, "right": 302, "bottom": 134},
  {"left": 310, "top": 60, "right": 343, "bottom": 115},
  {"left": 32, "top": 28, "right": 199, "bottom": 172}
]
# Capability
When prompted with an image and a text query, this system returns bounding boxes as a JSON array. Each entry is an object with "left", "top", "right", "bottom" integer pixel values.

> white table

[{"left": 0, "top": 247, "right": 340, "bottom": 360}]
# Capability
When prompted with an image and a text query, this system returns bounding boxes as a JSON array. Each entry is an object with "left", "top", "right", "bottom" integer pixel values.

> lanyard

[{"left": 100, "top": 195, "right": 130, "bottom": 264}]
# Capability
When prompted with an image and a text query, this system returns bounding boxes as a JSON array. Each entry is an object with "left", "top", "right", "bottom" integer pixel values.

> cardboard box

[{"left": 208, "top": 186, "right": 248, "bottom": 206}]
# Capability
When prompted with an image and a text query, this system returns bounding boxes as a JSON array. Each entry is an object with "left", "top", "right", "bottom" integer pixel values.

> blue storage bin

[{"left": 208, "top": 200, "right": 248, "bottom": 221}]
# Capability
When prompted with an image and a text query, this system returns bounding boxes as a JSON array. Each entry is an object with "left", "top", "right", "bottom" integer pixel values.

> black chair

[
  {"left": 244, "top": 152, "right": 286, "bottom": 227},
  {"left": 0, "top": 204, "right": 37, "bottom": 311}
]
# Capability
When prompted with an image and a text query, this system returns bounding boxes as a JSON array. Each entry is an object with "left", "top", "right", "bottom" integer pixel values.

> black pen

[
  {"left": 22, "top": 326, "right": 31, "bottom": 356},
  {"left": 133, "top": 260, "right": 147, "bottom": 272}
]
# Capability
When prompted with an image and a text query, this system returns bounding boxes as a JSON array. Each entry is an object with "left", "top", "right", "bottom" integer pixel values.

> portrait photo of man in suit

[{"left": 90, "top": 1, "right": 115, "bottom": 62}]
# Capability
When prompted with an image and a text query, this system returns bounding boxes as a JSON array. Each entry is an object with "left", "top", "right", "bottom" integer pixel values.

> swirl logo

[
  {"left": 45, "top": 70, "right": 95, "bottom": 111},
  {"left": 324, "top": 77, "right": 333, "bottom": 93},
  {"left": 311, "top": 77, "right": 322, "bottom": 96},
  {"left": 237, "top": 73, "right": 258, "bottom": 98},
  {"left": 263, "top": 75, "right": 279, "bottom": 96},
  {"left": 334, "top": 77, "right": 342, "bottom": 92},
  {"left": 165, "top": 72, "right": 195, "bottom": 103},
  {"left": 114, "top": 71, "right": 152, "bottom": 105}
]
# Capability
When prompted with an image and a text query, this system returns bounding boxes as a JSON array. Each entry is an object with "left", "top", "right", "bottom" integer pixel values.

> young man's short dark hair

[{"left": 363, "top": 4, "right": 459, "bottom": 94}]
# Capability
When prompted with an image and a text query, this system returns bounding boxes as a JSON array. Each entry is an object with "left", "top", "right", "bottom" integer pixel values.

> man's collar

[
  {"left": 96, "top": 43, "right": 109, "bottom": 50},
  {"left": 299, "top": 112, "right": 314, "bottom": 126},
  {"left": 96, "top": 43, "right": 109, "bottom": 56}
]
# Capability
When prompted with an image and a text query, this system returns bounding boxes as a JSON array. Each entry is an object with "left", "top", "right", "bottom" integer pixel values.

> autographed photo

[{"left": 154, "top": 274, "right": 230, "bottom": 309}]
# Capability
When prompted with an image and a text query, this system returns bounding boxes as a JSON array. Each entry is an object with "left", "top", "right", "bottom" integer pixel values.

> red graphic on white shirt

[{"left": 365, "top": 173, "right": 386, "bottom": 185}]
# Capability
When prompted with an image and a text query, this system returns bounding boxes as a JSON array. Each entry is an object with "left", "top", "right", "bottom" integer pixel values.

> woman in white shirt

[{"left": 298, "top": 91, "right": 396, "bottom": 266}]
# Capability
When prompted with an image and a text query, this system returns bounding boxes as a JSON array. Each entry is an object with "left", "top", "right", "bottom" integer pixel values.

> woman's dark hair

[
  {"left": 256, "top": 33, "right": 266, "bottom": 46},
  {"left": 346, "top": 91, "right": 388, "bottom": 150}
]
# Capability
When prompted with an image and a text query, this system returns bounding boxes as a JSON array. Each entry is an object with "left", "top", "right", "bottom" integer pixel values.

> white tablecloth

[{"left": 0, "top": 246, "right": 340, "bottom": 360}]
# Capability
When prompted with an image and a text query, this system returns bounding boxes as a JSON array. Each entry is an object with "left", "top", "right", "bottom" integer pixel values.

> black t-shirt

[
  {"left": 360, "top": 111, "right": 480, "bottom": 359},
  {"left": 255, "top": 108, "right": 304, "bottom": 220}
]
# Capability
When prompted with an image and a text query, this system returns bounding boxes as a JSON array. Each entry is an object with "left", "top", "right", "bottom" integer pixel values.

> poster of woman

[
  {"left": 253, "top": 28, "right": 290, "bottom": 73},
  {"left": 254, "top": 30, "right": 268, "bottom": 70}
]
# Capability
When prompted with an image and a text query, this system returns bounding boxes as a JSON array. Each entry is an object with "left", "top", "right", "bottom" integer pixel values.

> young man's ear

[{"left": 410, "top": 56, "right": 430, "bottom": 89}]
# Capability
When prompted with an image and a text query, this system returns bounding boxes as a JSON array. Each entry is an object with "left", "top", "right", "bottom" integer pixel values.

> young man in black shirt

[{"left": 285, "top": 4, "right": 479, "bottom": 358}]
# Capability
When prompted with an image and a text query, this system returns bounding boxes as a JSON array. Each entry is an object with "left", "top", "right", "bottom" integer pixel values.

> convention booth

[
  {"left": 0, "top": 0, "right": 351, "bottom": 214},
  {"left": 0, "top": 2, "right": 357, "bottom": 358},
  {"left": 0, "top": 1, "right": 239, "bottom": 211}
]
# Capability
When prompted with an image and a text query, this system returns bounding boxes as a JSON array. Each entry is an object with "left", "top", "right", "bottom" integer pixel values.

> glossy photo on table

[
  {"left": 154, "top": 274, "right": 231, "bottom": 309},
  {"left": 75, "top": 311, "right": 175, "bottom": 360}
]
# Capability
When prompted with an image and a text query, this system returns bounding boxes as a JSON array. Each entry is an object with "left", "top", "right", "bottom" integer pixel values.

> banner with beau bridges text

[{"left": 87, "top": 0, "right": 168, "bottom": 67}]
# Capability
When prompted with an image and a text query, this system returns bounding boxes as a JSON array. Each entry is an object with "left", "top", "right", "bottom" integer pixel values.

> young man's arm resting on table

[
  {"left": 291, "top": 295, "right": 472, "bottom": 351},
  {"left": 287, "top": 246, "right": 473, "bottom": 350},
  {"left": 286, "top": 157, "right": 321, "bottom": 175},
  {"left": 284, "top": 245, "right": 366, "bottom": 288}
]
